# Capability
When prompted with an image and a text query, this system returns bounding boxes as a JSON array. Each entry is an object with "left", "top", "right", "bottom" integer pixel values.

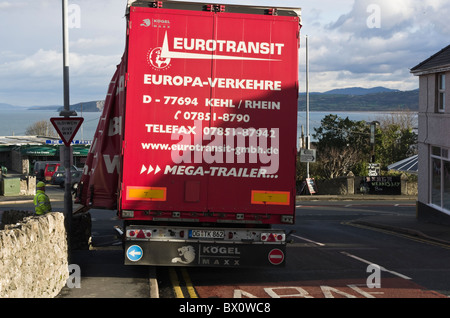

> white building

[{"left": 411, "top": 45, "right": 450, "bottom": 224}]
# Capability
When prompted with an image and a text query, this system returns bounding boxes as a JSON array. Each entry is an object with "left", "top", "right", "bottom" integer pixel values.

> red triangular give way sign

[{"left": 50, "top": 117, "right": 84, "bottom": 147}]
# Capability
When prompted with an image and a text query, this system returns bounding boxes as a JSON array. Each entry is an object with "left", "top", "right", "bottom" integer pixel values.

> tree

[
  {"left": 307, "top": 113, "right": 418, "bottom": 179},
  {"left": 374, "top": 112, "right": 418, "bottom": 168},
  {"left": 312, "top": 114, "right": 370, "bottom": 179},
  {"left": 313, "top": 114, "right": 370, "bottom": 153},
  {"left": 318, "top": 146, "right": 361, "bottom": 179},
  {"left": 25, "top": 120, "right": 58, "bottom": 137}
]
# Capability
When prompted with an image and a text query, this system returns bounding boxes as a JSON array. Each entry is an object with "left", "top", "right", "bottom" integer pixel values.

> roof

[
  {"left": 0, "top": 136, "right": 90, "bottom": 156},
  {"left": 387, "top": 155, "right": 418, "bottom": 174},
  {"left": 411, "top": 44, "right": 450, "bottom": 75},
  {"left": 0, "top": 136, "right": 52, "bottom": 146}
]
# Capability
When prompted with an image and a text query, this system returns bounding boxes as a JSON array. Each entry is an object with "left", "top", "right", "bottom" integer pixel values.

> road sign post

[
  {"left": 51, "top": 117, "right": 83, "bottom": 255},
  {"left": 58, "top": 0, "right": 76, "bottom": 260}
]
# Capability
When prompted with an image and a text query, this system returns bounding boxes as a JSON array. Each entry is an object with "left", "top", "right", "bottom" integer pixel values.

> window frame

[
  {"left": 436, "top": 73, "right": 446, "bottom": 113},
  {"left": 430, "top": 146, "right": 450, "bottom": 214}
]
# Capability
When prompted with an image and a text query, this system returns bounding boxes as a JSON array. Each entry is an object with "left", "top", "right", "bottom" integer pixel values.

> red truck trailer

[{"left": 77, "top": 0, "right": 301, "bottom": 267}]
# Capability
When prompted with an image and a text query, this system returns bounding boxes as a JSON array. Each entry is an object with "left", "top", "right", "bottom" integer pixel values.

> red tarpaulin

[{"left": 77, "top": 53, "right": 127, "bottom": 210}]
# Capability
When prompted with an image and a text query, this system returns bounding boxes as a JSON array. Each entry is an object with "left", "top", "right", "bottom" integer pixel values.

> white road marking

[
  {"left": 291, "top": 234, "right": 326, "bottom": 247},
  {"left": 341, "top": 251, "right": 412, "bottom": 280}
]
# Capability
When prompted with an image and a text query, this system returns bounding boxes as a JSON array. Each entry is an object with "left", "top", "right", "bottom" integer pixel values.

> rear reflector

[
  {"left": 127, "top": 229, "right": 152, "bottom": 239},
  {"left": 261, "top": 233, "right": 285, "bottom": 242},
  {"left": 251, "top": 190, "right": 290, "bottom": 206},
  {"left": 126, "top": 186, "right": 167, "bottom": 201}
]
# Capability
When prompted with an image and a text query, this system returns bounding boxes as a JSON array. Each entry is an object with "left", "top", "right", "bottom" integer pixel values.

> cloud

[
  {"left": 0, "top": 0, "right": 126, "bottom": 105},
  {"left": 0, "top": 48, "right": 119, "bottom": 105},
  {"left": 299, "top": 0, "right": 450, "bottom": 93},
  {"left": 1, "top": 0, "right": 449, "bottom": 104},
  {"left": 0, "top": 49, "right": 120, "bottom": 82},
  {"left": 71, "top": 36, "right": 122, "bottom": 51},
  {"left": 0, "top": 1, "right": 26, "bottom": 9},
  {"left": 330, "top": 0, "right": 450, "bottom": 38},
  {"left": 3, "top": 49, "right": 60, "bottom": 77}
]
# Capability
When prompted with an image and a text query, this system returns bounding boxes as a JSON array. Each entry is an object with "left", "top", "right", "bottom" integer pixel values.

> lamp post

[
  {"left": 370, "top": 121, "right": 380, "bottom": 163},
  {"left": 61, "top": 0, "right": 77, "bottom": 255},
  {"left": 305, "top": 35, "right": 310, "bottom": 178},
  {"left": 368, "top": 121, "right": 380, "bottom": 177}
]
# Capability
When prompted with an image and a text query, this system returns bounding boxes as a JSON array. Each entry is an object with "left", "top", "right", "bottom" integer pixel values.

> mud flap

[{"left": 124, "top": 241, "right": 286, "bottom": 267}]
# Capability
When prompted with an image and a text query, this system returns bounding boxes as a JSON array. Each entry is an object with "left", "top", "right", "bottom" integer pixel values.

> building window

[
  {"left": 444, "top": 161, "right": 450, "bottom": 211},
  {"left": 430, "top": 146, "right": 450, "bottom": 213},
  {"left": 437, "top": 73, "right": 446, "bottom": 112},
  {"left": 431, "top": 157, "right": 441, "bottom": 206}
]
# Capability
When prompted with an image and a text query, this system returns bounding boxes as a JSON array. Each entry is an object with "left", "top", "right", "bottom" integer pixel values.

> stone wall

[
  {"left": 302, "top": 173, "right": 418, "bottom": 196},
  {"left": 0, "top": 212, "right": 69, "bottom": 298},
  {"left": 315, "top": 173, "right": 355, "bottom": 195},
  {"left": 404, "top": 178, "right": 418, "bottom": 196},
  {"left": 20, "top": 176, "right": 36, "bottom": 196}
]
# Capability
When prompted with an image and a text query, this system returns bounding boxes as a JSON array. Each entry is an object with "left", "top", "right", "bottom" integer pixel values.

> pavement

[
  {"left": 0, "top": 194, "right": 34, "bottom": 205},
  {"left": 2, "top": 192, "right": 450, "bottom": 247}
]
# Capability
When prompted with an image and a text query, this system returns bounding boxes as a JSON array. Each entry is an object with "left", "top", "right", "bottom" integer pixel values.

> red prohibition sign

[{"left": 268, "top": 249, "right": 284, "bottom": 265}]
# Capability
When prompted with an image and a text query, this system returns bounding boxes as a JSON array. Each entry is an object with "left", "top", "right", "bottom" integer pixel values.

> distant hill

[
  {"left": 24, "top": 101, "right": 103, "bottom": 112},
  {"left": 0, "top": 103, "right": 30, "bottom": 110},
  {"left": 298, "top": 88, "right": 419, "bottom": 112},
  {"left": 3, "top": 86, "right": 419, "bottom": 113},
  {"left": 0, "top": 103, "right": 15, "bottom": 110},
  {"left": 57, "top": 100, "right": 104, "bottom": 112},
  {"left": 322, "top": 86, "right": 400, "bottom": 95},
  {"left": 28, "top": 105, "right": 60, "bottom": 111},
  {"left": 1, "top": 101, "right": 103, "bottom": 112}
]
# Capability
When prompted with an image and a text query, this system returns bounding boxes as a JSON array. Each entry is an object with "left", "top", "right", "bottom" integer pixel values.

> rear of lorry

[{"left": 78, "top": 0, "right": 301, "bottom": 267}]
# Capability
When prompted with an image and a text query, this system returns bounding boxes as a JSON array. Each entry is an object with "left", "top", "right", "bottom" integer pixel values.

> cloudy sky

[{"left": 0, "top": 0, "right": 449, "bottom": 106}]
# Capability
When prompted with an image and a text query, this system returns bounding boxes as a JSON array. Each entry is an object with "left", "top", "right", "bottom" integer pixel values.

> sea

[
  {"left": 0, "top": 109, "right": 101, "bottom": 141},
  {"left": 0, "top": 108, "right": 417, "bottom": 142}
]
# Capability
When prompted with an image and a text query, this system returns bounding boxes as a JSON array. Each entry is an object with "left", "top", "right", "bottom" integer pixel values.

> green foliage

[
  {"left": 313, "top": 114, "right": 370, "bottom": 153},
  {"left": 301, "top": 113, "right": 418, "bottom": 180},
  {"left": 375, "top": 123, "right": 417, "bottom": 168}
]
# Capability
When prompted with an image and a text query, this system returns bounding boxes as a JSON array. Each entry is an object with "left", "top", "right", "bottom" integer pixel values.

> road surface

[
  {"left": 158, "top": 200, "right": 450, "bottom": 298},
  {"left": 4, "top": 190, "right": 446, "bottom": 299}
]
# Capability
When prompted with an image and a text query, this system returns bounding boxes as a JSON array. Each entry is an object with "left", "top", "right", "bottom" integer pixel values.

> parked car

[
  {"left": 33, "top": 161, "right": 60, "bottom": 181},
  {"left": 51, "top": 167, "right": 82, "bottom": 188},
  {"left": 44, "top": 163, "right": 61, "bottom": 182}
]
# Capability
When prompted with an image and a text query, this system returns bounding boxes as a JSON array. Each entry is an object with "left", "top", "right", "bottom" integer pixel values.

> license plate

[{"left": 189, "top": 230, "right": 225, "bottom": 239}]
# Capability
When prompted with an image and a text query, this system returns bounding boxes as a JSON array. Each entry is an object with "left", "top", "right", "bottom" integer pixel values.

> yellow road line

[
  {"left": 169, "top": 267, "right": 184, "bottom": 298},
  {"left": 181, "top": 268, "right": 198, "bottom": 298}
]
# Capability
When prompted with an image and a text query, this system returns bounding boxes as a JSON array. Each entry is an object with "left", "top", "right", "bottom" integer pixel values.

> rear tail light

[
  {"left": 261, "top": 233, "right": 285, "bottom": 242},
  {"left": 122, "top": 210, "right": 134, "bottom": 218},
  {"left": 126, "top": 229, "right": 152, "bottom": 239}
]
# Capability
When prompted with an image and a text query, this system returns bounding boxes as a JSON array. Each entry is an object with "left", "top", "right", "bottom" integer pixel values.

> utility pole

[
  {"left": 370, "top": 121, "right": 380, "bottom": 163},
  {"left": 305, "top": 35, "right": 310, "bottom": 178},
  {"left": 61, "top": 0, "right": 77, "bottom": 255}
]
